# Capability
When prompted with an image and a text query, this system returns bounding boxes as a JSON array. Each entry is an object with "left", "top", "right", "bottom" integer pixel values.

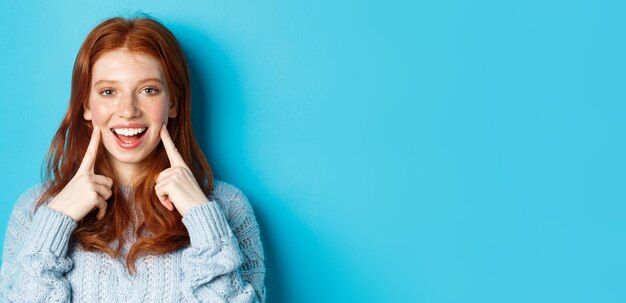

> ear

[
  {"left": 83, "top": 104, "right": 92, "bottom": 121},
  {"left": 168, "top": 100, "right": 177, "bottom": 118}
]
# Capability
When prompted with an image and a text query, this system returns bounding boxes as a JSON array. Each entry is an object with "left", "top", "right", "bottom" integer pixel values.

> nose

[{"left": 116, "top": 93, "right": 141, "bottom": 118}]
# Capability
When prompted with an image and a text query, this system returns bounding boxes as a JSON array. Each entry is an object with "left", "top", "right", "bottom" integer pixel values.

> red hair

[{"left": 37, "top": 16, "right": 213, "bottom": 274}]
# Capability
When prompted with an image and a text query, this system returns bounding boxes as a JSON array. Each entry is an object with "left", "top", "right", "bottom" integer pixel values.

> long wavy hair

[{"left": 36, "top": 16, "right": 213, "bottom": 274}]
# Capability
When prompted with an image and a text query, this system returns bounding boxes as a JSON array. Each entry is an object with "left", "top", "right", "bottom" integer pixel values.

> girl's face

[{"left": 84, "top": 49, "right": 177, "bottom": 176}]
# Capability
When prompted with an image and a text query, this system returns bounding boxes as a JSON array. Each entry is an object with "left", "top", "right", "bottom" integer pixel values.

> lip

[{"left": 110, "top": 123, "right": 149, "bottom": 150}]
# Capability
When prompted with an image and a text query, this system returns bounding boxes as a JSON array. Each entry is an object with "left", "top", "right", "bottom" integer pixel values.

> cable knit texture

[{"left": 0, "top": 179, "right": 266, "bottom": 302}]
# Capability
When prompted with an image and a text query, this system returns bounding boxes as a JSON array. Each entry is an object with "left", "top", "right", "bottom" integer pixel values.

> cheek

[
  {"left": 146, "top": 103, "right": 170, "bottom": 122},
  {"left": 89, "top": 105, "right": 113, "bottom": 125}
]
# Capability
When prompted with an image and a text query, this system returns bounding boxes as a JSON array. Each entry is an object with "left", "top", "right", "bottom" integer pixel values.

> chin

[
  {"left": 103, "top": 142, "right": 157, "bottom": 165},
  {"left": 105, "top": 152, "right": 146, "bottom": 164}
]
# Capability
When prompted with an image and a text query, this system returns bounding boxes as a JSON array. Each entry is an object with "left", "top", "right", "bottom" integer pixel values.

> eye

[
  {"left": 99, "top": 89, "right": 114, "bottom": 96},
  {"left": 142, "top": 87, "right": 160, "bottom": 95}
]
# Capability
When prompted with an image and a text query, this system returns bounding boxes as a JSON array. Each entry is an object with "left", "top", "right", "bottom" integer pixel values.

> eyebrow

[{"left": 93, "top": 78, "right": 164, "bottom": 86}]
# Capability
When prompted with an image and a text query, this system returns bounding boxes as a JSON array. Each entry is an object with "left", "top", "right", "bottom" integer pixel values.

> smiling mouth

[{"left": 111, "top": 127, "right": 148, "bottom": 144}]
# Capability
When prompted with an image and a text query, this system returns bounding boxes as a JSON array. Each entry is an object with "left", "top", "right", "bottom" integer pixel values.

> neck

[{"left": 110, "top": 160, "right": 137, "bottom": 187}]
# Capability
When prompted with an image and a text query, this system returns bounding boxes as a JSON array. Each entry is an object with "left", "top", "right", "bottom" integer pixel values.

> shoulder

[
  {"left": 7, "top": 184, "right": 47, "bottom": 227},
  {"left": 209, "top": 179, "right": 256, "bottom": 221},
  {"left": 13, "top": 184, "right": 46, "bottom": 214},
  {"left": 210, "top": 179, "right": 248, "bottom": 203}
]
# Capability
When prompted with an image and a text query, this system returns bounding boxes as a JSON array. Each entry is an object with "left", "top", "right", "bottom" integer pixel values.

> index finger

[
  {"left": 78, "top": 126, "right": 101, "bottom": 173},
  {"left": 160, "top": 124, "right": 188, "bottom": 168}
]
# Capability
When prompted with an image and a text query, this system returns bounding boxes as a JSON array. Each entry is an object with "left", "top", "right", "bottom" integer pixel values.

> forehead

[{"left": 91, "top": 49, "right": 164, "bottom": 83}]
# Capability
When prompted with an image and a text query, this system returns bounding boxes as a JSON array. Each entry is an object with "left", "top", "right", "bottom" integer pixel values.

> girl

[{"left": 0, "top": 16, "right": 265, "bottom": 302}]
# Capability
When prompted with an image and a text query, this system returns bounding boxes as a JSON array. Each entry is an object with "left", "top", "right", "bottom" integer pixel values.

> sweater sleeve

[
  {"left": 180, "top": 183, "right": 266, "bottom": 303},
  {"left": 0, "top": 185, "right": 77, "bottom": 303}
]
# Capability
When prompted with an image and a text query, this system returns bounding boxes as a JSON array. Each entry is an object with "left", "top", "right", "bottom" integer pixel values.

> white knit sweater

[{"left": 0, "top": 179, "right": 265, "bottom": 302}]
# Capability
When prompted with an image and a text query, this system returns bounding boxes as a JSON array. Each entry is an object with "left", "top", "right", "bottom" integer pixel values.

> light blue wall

[{"left": 1, "top": 0, "right": 625, "bottom": 302}]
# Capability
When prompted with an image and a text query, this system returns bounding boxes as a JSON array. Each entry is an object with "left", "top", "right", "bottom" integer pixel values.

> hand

[
  {"left": 48, "top": 126, "right": 113, "bottom": 221},
  {"left": 155, "top": 124, "right": 209, "bottom": 216}
]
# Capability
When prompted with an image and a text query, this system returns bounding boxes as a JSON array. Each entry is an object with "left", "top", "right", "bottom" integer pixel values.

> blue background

[{"left": 1, "top": 0, "right": 625, "bottom": 302}]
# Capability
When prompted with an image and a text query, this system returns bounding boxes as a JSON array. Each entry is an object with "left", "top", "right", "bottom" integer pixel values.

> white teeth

[{"left": 113, "top": 128, "right": 146, "bottom": 136}]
